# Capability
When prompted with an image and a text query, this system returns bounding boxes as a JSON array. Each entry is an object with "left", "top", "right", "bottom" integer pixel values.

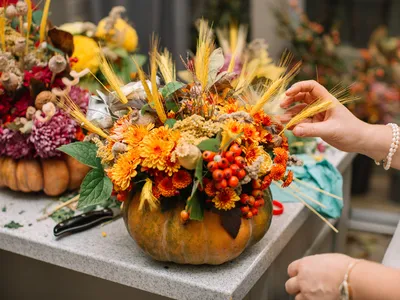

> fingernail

[{"left": 293, "top": 127, "right": 304, "bottom": 136}]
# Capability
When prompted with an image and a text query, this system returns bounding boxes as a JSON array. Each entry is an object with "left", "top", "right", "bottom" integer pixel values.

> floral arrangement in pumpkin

[
  {"left": 57, "top": 20, "right": 349, "bottom": 238},
  {"left": 60, "top": 6, "right": 146, "bottom": 93},
  {"left": 348, "top": 26, "right": 400, "bottom": 125},
  {"left": 0, "top": 0, "right": 89, "bottom": 160},
  {"left": 274, "top": 0, "right": 349, "bottom": 91}
]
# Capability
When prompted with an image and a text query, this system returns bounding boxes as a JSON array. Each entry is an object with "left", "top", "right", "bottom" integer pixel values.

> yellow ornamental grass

[
  {"left": 71, "top": 36, "right": 100, "bottom": 73},
  {"left": 96, "top": 18, "right": 138, "bottom": 52}
]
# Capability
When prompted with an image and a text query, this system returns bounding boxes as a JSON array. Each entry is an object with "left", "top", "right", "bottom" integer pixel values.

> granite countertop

[{"left": 0, "top": 150, "right": 353, "bottom": 300}]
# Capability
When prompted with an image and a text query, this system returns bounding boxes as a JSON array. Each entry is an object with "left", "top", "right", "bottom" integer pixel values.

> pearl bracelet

[{"left": 375, "top": 123, "right": 399, "bottom": 170}]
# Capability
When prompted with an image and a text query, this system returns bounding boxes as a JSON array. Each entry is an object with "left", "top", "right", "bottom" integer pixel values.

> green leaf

[
  {"left": 165, "top": 99, "right": 179, "bottom": 112},
  {"left": 220, "top": 207, "right": 242, "bottom": 239},
  {"left": 194, "top": 157, "right": 204, "bottom": 188},
  {"left": 161, "top": 81, "right": 185, "bottom": 98},
  {"left": 58, "top": 142, "right": 101, "bottom": 169},
  {"left": 32, "top": 10, "right": 43, "bottom": 25},
  {"left": 50, "top": 208, "right": 75, "bottom": 223},
  {"left": 197, "top": 138, "right": 220, "bottom": 152},
  {"left": 165, "top": 118, "right": 177, "bottom": 128},
  {"left": 130, "top": 54, "right": 147, "bottom": 69},
  {"left": 113, "top": 47, "right": 129, "bottom": 58},
  {"left": 187, "top": 190, "right": 204, "bottom": 221},
  {"left": 78, "top": 169, "right": 113, "bottom": 209},
  {"left": 4, "top": 221, "right": 23, "bottom": 229},
  {"left": 2, "top": 205, "right": 6, "bottom": 212},
  {"left": 140, "top": 103, "right": 152, "bottom": 115},
  {"left": 46, "top": 43, "right": 65, "bottom": 55}
]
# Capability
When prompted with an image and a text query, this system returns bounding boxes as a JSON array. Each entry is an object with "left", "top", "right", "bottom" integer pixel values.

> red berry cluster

[
  {"left": 239, "top": 179, "right": 265, "bottom": 219},
  {"left": 202, "top": 144, "right": 247, "bottom": 190}
]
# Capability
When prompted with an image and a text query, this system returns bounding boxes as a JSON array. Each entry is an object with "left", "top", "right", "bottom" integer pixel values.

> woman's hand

[
  {"left": 285, "top": 253, "right": 354, "bottom": 300},
  {"left": 280, "top": 80, "right": 368, "bottom": 153}
]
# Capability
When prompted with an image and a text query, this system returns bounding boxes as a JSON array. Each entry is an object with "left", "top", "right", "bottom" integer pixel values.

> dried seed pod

[
  {"left": 25, "top": 106, "right": 36, "bottom": 120},
  {"left": 5, "top": 5, "right": 18, "bottom": 19},
  {"left": 35, "top": 91, "right": 56, "bottom": 110},
  {"left": 1, "top": 72, "right": 20, "bottom": 91},
  {"left": 48, "top": 54, "right": 67, "bottom": 74},
  {"left": 0, "top": 56, "right": 9, "bottom": 72},
  {"left": 13, "top": 38, "right": 26, "bottom": 54},
  {"left": 16, "top": 1, "right": 28, "bottom": 15}
]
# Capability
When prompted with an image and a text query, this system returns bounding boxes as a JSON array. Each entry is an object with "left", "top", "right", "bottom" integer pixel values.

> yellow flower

[
  {"left": 123, "top": 124, "right": 154, "bottom": 149},
  {"left": 220, "top": 119, "right": 243, "bottom": 149},
  {"left": 110, "top": 115, "right": 132, "bottom": 142},
  {"left": 212, "top": 189, "right": 240, "bottom": 211},
  {"left": 259, "top": 151, "right": 272, "bottom": 176},
  {"left": 96, "top": 18, "right": 138, "bottom": 52},
  {"left": 107, "top": 150, "right": 141, "bottom": 191},
  {"left": 71, "top": 35, "right": 100, "bottom": 73},
  {"left": 244, "top": 143, "right": 263, "bottom": 165},
  {"left": 243, "top": 124, "right": 260, "bottom": 143},
  {"left": 140, "top": 134, "right": 175, "bottom": 171}
]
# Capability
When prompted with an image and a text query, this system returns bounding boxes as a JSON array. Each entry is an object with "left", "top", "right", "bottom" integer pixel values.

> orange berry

[
  {"left": 218, "top": 158, "right": 230, "bottom": 169},
  {"left": 251, "top": 208, "right": 258, "bottom": 216},
  {"left": 212, "top": 169, "right": 224, "bottom": 181},
  {"left": 252, "top": 179, "right": 262, "bottom": 189},
  {"left": 202, "top": 151, "right": 215, "bottom": 162},
  {"left": 116, "top": 192, "right": 127, "bottom": 202},
  {"left": 246, "top": 211, "right": 253, "bottom": 219},
  {"left": 228, "top": 176, "right": 239, "bottom": 188},
  {"left": 215, "top": 179, "right": 228, "bottom": 190},
  {"left": 234, "top": 156, "right": 245, "bottom": 168},
  {"left": 237, "top": 169, "right": 246, "bottom": 179},
  {"left": 180, "top": 210, "right": 190, "bottom": 222},
  {"left": 258, "top": 199, "right": 265, "bottom": 206},
  {"left": 252, "top": 189, "right": 263, "bottom": 198},
  {"left": 254, "top": 200, "right": 262, "bottom": 208},
  {"left": 230, "top": 144, "right": 242, "bottom": 156},
  {"left": 247, "top": 196, "right": 255, "bottom": 206},
  {"left": 224, "top": 151, "right": 235, "bottom": 163},
  {"left": 223, "top": 168, "right": 233, "bottom": 179},
  {"left": 207, "top": 161, "right": 218, "bottom": 171},
  {"left": 240, "top": 194, "right": 249, "bottom": 204},
  {"left": 240, "top": 206, "right": 250, "bottom": 214},
  {"left": 230, "top": 164, "right": 240, "bottom": 175}
]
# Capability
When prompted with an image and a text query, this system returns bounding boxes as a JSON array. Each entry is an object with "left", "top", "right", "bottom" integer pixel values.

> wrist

[{"left": 357, "top": 123, "right": 392, "bottom": 161}]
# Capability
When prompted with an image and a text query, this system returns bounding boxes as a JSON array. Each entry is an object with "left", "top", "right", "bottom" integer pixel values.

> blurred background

[{"left": 49, "top": 0, "right": 400, "bottom": 261}]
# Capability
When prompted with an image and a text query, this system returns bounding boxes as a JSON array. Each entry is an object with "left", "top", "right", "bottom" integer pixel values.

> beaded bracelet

[{"left": 375, "top": 123, "right": 399, "bottom": 170}]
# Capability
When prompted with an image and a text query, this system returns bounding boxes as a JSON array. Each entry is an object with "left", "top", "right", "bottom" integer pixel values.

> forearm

[
  {"left": 358, "top": 123, "right": 400, "bottom": 170},
  {"left": 351, "top": 260, "right": 400, "bottom": 300}
]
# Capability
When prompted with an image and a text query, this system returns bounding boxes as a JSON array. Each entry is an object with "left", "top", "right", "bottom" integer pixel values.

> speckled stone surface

[{"left": 0, "top": 150, "right": 348, "bottom": 300}]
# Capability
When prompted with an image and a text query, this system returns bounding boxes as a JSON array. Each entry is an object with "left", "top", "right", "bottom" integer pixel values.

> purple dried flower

[
  {"left": 0, "top": 128, "right": 34, "bottom": 159},
  {"left": 69, "top": 85, "right": 89, "bottom": 112},
  {"left": 30, "top": 110, "right": 77, "bottom": 158}
]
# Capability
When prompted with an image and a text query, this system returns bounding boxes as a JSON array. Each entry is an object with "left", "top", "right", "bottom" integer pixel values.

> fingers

[
  {"left": 281, "top": 92, "right": 314, "bottom": 108},
  {"left": 279, "top": 104, "right": 308, "bottom": 123},
  {"left": 285, "top": 277, "right": 300, "bottom": 295},
  {"left": 292, "top": 122, "right": 329, "bottom": 138},
  {"left": 286, "top": 80, "right": 328, "bottom": 98},
  {"left": 288, "top": 259, "right": 300, "bottom": 277},
  {"left": 295, "top": 294, "right": 306, "bottom": 300}
]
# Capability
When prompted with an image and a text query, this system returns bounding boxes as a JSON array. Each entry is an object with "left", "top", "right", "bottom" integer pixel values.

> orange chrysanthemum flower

[
  {"left": 273, "top": 147, "right": 289, "bottom": 164},
  {"left": 224, "top": 119, "right": 243, "bottom": 136},
  {"left": 261, "top": 174, "right": 273, "bottom": 190},
  {"left": 257, "top": 126, "right": 273, "bottom": 143},
  {"left": 172, "top": 170, "right": 192, "bottom": 189},
  {"left": 123, "top": 124, "right": 154, "bottom": 149},
  {"left": 281, "top": 171, "right": 294, "bottom": 188},
  {"left": 281, "top": 136, "right": 289, "bottom": 151},
  {"left": 110, "top": 115, "right": 132, "bottom": 141},
  {"left": 212, "top": 188, "right": 240, "bottom": 211},
  {"left": 158, "top": 177, "right": 177, "bottom": 197},
  {"left": 107, "top": 150, "right": 141, "bottom": 191},
  {"left": 152, "top": 185, "right": 161, "bottom": 199},
  {"left": 204, "top": 180, "right": 217, "bottom": 197},
  {"left": 253, "top": 111, "right": 272, "bottom": 127},
  {"left": 243, "top": 124, "right": 260, "bottom": 143},
  {"left": 220, "top": 103, "right": 239, "bottom": 114},
  {"left": 140, "top": 132, "right": 175, "bottom": 171},
  {"left": 270, "top": 164, "right": 286, "bottom": 181},
  {"left": 244, "top": 143, "right": 263, "bottom": 164}
]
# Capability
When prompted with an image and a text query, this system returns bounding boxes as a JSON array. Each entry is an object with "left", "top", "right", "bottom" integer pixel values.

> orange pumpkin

[
  {"left": 123, "top": 190, "right": 273, "bottom": 265},
  {"left": 0, "top": 156, "right": 90, "bottom": 196}
]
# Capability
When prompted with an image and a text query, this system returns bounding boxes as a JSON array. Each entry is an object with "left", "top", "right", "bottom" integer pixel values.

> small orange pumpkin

[
  {"left": 123, "top": 190, "right": 273, "bottom": 265},
  {"left": 0, "top": 156, "right": 90, "bottom": 196}
]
